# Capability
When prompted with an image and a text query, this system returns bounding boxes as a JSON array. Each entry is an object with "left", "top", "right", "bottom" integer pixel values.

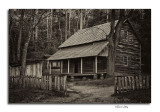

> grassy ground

[
  {"left": 9, "top": 77, "right": 151, "bottom": 103},
  {"left": 112, "top": 89, "right": 151, "bottom": 103}
]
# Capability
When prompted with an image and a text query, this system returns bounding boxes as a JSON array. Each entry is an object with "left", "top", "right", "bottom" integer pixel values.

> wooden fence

[
  {"left": 9, "top": 75, "right": 52, "bottom": 90},
  {"left": 53, "top": 74, "right": 67, "bottom": 91},
  {"left": 114, "top": 75, "right": 151, "bottom": 94},
  {"left": 9, "top": 63, "right": 42, "bottom": 77}
]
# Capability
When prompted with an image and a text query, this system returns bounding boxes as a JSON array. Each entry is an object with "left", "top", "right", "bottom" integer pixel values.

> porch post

[
  {"left": 68, "top": 59, "right": 70, "bottom": 73},
  {"left": 61, "top": 60, "right": 63, "bottom": 73},
  {"left": 47, "top": 60, "right": 49, "bottom": 69},
  {"left": 95, "top": 56, "right": 97, "bottom": 73},
  {"left": 49, "top": 61, "right": 51, "bottom": 74},
  {"left": 81, "top": 58, "right": 83, "bottom": 74}
]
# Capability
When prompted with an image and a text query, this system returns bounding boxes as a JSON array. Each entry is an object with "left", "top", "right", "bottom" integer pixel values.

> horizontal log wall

[{"left": 115, "top": 22, "right": 141, "bottom": 75}]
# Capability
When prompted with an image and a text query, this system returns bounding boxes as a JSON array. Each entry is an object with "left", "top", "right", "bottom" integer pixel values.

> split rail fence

[{"left": 114, "top": 75, "right": 151, "bottom": 94}]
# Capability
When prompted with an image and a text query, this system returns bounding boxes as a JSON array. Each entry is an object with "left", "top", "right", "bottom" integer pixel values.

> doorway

[{"left": 74, "top": 60, "right": 79, "bottom": 73}]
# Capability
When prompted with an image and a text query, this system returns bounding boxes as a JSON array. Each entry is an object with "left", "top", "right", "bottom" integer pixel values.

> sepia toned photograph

[{"left": 8, "top": 9, "right": 151, "bottom": 103}]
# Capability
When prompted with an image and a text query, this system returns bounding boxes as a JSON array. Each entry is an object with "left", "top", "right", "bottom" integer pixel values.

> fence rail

[
  {"left": 9, "top": 75, "right": 52, "bottom": 90},
  {"left": 114, "top": 75, "right": 151, "bottom": 94}
]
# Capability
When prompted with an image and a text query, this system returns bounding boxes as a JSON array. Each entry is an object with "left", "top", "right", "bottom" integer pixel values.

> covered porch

[
  {"left": 60, "top": 56, "right": 107, "bottom": 75},
  {"left": 47, "top": 41, "right": 109, "bottom": 78},
  {"left": 48, "top": 56, "right": 107, "bottom": 80}
]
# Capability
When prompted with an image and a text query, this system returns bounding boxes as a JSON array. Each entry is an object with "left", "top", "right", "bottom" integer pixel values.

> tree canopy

[{"left": 9, "top": 9, "right": 151, "bottom": 74}]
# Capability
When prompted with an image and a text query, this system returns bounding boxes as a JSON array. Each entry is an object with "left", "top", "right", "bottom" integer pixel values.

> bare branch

[
  {"left": 33, "top": 10, "right": 52, "bottom": 29},
  {"left": 126, "top": 9, "right": 134, "bottom": 19}
]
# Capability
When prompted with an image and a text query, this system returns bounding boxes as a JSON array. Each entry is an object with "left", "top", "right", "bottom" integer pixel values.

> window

[
  {"left": 116, "top": 55, "right": 123, "bottom": 62},
  {"left": 52, "top": 62, "right": 57, "bottom": 67},
  {"left": 51, "top": 61, "right": 60, "bottom": 68},
  {"left": 121, "top": 30, "right": 124, "bottom": 37},
  {"left": 121, "top": 29, "right": 129, "bottom": 42}
]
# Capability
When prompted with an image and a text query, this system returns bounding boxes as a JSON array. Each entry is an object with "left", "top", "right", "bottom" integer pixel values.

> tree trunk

[
  {"left": 68, "top": 11, "right": 71, "bottom": 37},
  {"left": 11, "top": 38, "right": 16, "bottom": 63},
  {"left": 35, "top": 9, "right": 38, "bottom": 40},
  {"left": 58, "top": 16, "right": 63, "bottom": 44},
  {"left": 9, "top": 17, "right": 15, "bottom": 63},
  {"left": 47, "top": 16, "right": 49, "bottom": 39},
  {"left": 76, "top": 19, "right": 79, "bottom": 31},
  {"left": 65, "top": 11, "right": 68, "bottom": 40},
  {"left": 17, "top": 10, "right": 24, "bottom": 62},
  {"left": 106, "top": 9, "right": 125, "bottom": 76},
  {"left": 50, "top": 9, "right": 53, "bottom": 39},
  {"left": 80, "top": 9, "right": 83, "bottom": 30},
  {"left": 107, "top": 44, "right": 116, "bottom": 75},
  {"left": 20, "top": 31, "right": 32, "bottom": 87}
]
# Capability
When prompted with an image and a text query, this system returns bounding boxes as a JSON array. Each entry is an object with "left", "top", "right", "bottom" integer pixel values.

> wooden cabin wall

[
  {"left": 115, "top": 22, "right": 141, "bottom": 75},
  {"left": 97, "top": 56, "right": 107, "bottom": 73},
  {"left": 62, "top": 60, "right": 68, "bottom": 73},
  {"left": 83, "top": 57, "right": 95, "bottom": 73}
]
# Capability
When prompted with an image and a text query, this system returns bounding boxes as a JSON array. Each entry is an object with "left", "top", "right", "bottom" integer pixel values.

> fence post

[
  {"left": 146, "top": 75, "right": 149, "bottom": 89},
  {"left": 139, "top": 75, "right": 142, "bottom": 89},
  {"left": 41, "top": 76, "right": 44, "bottom": 89},
  {"left": 63, "top": 75, "right": 67, "bottom": 91},
  {"left": 49, "top": 75, "right": 52, "bottom": 90},
  {"left": 114, "top": 76, "right": 117, "bottom": 94},
  {"left": 130, "top": 76, "right": 133, "bottom": 91},
  {"left": 121, "top": 76, "right": 124, "bottom": 93},
  {"left": 118, "top": 77, "right": 121, "bottom": 93},
  {"left": 144, "top": 75, "right": 147, "bottom": 89},
  {"left": 54, "top": 76, "right": 57, "bottom": 89},
  {"left": 57, "top": 76, "right": 60, "bottom": 91},
  {"left": 124, "top": 76, "right": 127, "bottom": 92}
]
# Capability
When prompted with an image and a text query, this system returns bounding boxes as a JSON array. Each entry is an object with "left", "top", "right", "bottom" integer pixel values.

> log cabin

[{"left": 48, "top": 19, "right": 141, "bottom": 79}]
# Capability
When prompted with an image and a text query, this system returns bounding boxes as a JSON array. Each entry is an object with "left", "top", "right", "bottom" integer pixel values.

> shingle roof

[
  {"left": 48, "top": 41, "right": 108, "bottom": 60},
  {"left": 59, "top": 21, "right": 118, "bottom": 48}
]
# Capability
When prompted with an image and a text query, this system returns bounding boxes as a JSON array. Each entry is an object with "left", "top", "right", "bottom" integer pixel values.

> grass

[
  {"left": 9, "top": 88, "right": 56, "bottom": 103},
  {"left": 73, "top": 77, "right": 114, "bottom": 87},
  {"left": 112, "top": 89, "right": 151, "bottom": 103},
  {"left": 9, "top": 77, "right": 151, "bottom": 103}
]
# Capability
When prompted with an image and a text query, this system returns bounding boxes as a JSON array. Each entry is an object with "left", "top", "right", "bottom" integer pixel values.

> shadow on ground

[{"left": 9, "top": 77, "right": 151, "bottom": 103}]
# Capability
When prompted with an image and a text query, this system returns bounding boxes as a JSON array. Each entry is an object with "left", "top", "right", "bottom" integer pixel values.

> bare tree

[
  {"left": 65, "top": 10, "right": 68, "bottom": 40},
  {"left": 107, "top": 9, "right": 133, "bottom": 75},
  {"left": 19, "top": 10, "right": 51, "bottom": 87},
  {"left": 17, "top": 10, "right": 24, "bottom": 61}
]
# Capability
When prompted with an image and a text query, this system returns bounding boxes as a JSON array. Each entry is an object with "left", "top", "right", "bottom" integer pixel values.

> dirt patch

[{"left": 9, "top": 77, "right": 151, "bottom": 103}]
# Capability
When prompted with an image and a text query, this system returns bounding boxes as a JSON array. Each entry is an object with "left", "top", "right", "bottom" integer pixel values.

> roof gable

[
  {"left": 59, "top": 20, "right": 118, "bottom": 48},
  {"left": 48, "top": 41, "right": 109, "bottom": 60}
]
